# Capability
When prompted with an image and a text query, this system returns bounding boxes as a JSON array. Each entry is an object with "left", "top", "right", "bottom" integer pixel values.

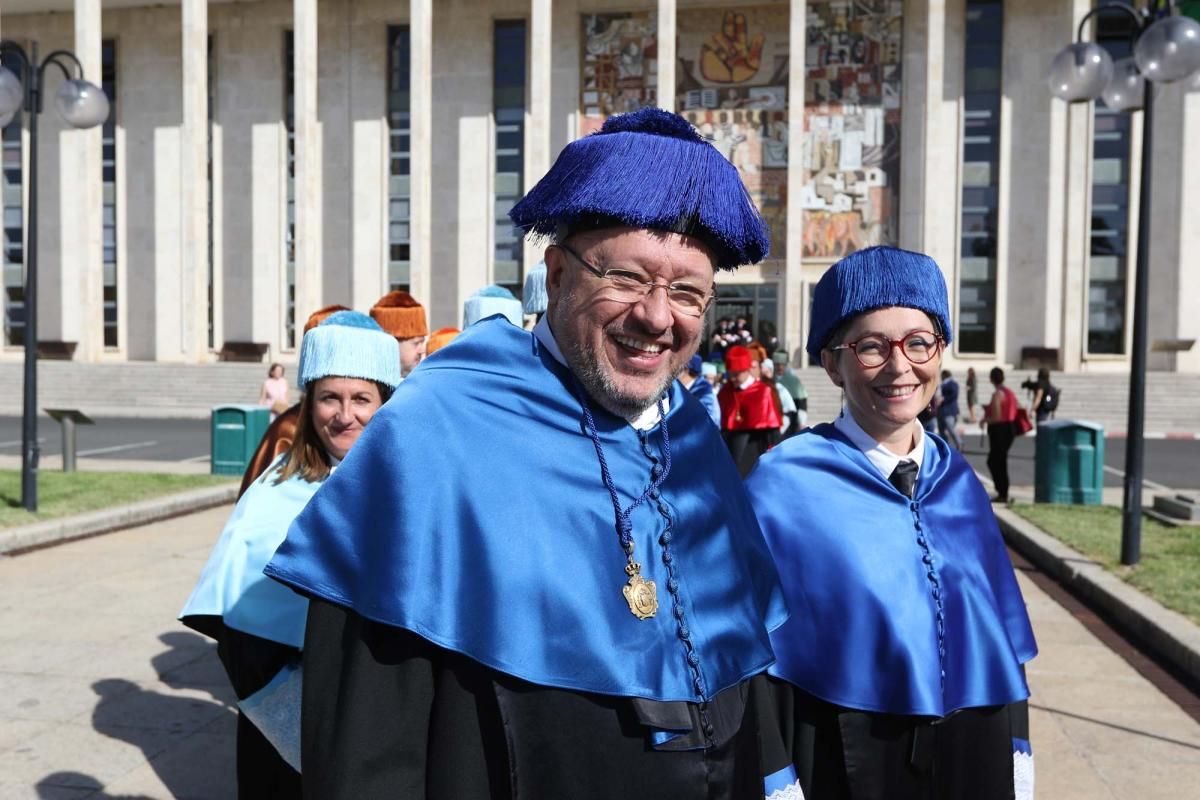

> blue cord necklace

[{"left": 574, "top": 385, "right": 672, "bottom": 620}]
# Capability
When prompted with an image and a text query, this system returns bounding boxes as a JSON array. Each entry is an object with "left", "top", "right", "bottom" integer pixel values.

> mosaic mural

[
  {"left": 801, "top": 0, "right": 903, "bottom": 261},
  {"left": 677, "top": 5, "right": 791, "bottom": 260},
  {"left": 579, "top": 11, "right": 659, "bottom": 137}
]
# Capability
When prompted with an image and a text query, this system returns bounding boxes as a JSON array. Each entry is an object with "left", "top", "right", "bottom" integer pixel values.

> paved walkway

[{"left": 1, "top": 505, "right": 1199, "bottom": 798}]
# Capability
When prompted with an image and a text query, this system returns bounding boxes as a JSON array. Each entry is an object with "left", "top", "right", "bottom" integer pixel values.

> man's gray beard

[{"left": 550, "top": 299, "right": 681, "bottom": 420}]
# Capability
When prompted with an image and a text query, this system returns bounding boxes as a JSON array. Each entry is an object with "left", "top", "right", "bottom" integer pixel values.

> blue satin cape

[
  {"left": 745, "top": 423, "right": 1037, "bottom": 717},
  {"left": 265, "top": 318, "right": 788, "bottom": 703},
  {"left": 180, "top": 457, "right": 319, "bottom": 648}
]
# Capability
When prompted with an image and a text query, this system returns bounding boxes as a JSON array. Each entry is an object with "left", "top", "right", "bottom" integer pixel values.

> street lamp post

[
  {"left": 1048, "top": 3, "right": 1200, "bottom": 566},
  {"left": 0, "top": 41, "right": 110, "bottom": 513}
]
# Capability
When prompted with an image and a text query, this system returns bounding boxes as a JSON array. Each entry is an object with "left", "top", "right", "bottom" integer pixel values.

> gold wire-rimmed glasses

[{"left": 554, "top": 243, "right": 715, "bottom": 318}]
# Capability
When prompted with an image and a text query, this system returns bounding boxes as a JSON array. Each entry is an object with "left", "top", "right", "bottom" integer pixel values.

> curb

[
  {"left": 0, "top": 483, "right": 237, "bottom": 555},
  {"left": 994, "top": 506, "right": 1200, "bottom": 686}
]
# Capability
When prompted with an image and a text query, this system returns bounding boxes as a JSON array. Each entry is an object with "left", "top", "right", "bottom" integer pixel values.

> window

[
  {"left": 102, "top": 39, "right": 118, "bottom": 348},
  {"left": 493, "top": 20, "right": 526, "bottom": 295},
  {"left": 284, "top": 31, "right": 296, "bottom": 347},
  {"left": 387, "top": 26, "right": 411, "bottom": 293},
  {"left": 1087, "top": 12, "right": 1137, "bottom": 355},
  {"left": 2, "top": 51, "right": 23, "bottom": 347},
  {"left": 957, "top": 0, "right": 1003, "bottom": 354}
]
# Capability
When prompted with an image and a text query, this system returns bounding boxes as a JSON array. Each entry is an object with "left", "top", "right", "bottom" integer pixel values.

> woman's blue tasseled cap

[
  {"left": 463, "top": 284, "right": 524, "bottom": 328},
  {"left": 508, "top": 108, "right": 770, "bottom": 270},
  {"left": 806, "top": 246, "right": 953, "bottom": 362},
  {"left": 298, "top": 310, "right": 402, "bottom": 390}
]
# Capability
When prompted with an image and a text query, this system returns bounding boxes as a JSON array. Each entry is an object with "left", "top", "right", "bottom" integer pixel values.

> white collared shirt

[
  {"left": 833, "top": 405, "right": 927, "bottom": 480},
  {"left": 532, "top": 316, "right": 669, "bottom": 431}
]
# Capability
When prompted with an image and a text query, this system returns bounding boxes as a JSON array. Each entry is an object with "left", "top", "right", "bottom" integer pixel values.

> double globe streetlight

[
  {"left": 0, "top": 41, "right": 110, "bottom": 512},
  {"left": 1047, "top": 5, "right": 1200, "bottom": 566}
]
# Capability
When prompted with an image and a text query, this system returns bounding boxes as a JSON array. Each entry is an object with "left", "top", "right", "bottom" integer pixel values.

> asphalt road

[
  {"left": 0, "top": 416, "right": 212, "bottom": 464},
  {"left": 1, "top": 414, "right": 1197, "bottom": 489}
]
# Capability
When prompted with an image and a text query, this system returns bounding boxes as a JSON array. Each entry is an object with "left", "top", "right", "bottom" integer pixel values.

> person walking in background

[
  {"left": 1028, "top": 367, "right": 1060, "bottom": 425},
  {"left": 759, "top": 357, "right": 797, "bottom": 438},
  {"left": 965, "top": 366, "right": 979, "bottom": 423},
  {"left": 982, "top": 366, "right": 1019, "bottom": 503},
  {"left": 773, "top": 351, "right": 809, "bottom": 431},
  {"left": 718, "top": 344, "right": 783, "bottom": 477},
  {"left": 258, "top": 363, "right": 291, "bottom": 421},
  {"left": 678, "top": 353, "right": 720, "bottom": 425},
  {"left": 181, "top": 311, "right": 401, "bottom": 796},
  {"left": 746, "top": 246, "right": 1037, "bottom": 800},
  {"left": 937, "top": 368, "right": 962, "bottom": 450}
]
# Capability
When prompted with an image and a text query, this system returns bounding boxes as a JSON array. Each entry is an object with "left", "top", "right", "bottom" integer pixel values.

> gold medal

[{"left": 622, "top": 555, "right": 658, "bottom": 620}]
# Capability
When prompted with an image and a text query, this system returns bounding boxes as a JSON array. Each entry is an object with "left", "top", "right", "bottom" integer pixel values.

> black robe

[{"left": 300, "top": 598, "right": 792, "bottom": 799}]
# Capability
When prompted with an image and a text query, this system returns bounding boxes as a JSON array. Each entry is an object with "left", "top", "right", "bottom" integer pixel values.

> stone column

[
  {"left": 293, "top": 0, "right": 322, "bottom": 334},
  {"left": 409, "top": 0, "right": 432, "bottom": 307},
  {"left": 181, "top": 0, "right": 209, "bottom": 360},
  {"left": 63, "top": 0, "right": 104, "bottom": 360},
  {"left": 523, "top": 0, "right": 552, "bottom": 277},
  {"left": 656, "top": 0, "right": 676, "bottom": 112},
  {"left": 783, "top": 0, "right": 805, "bottom": 364}
]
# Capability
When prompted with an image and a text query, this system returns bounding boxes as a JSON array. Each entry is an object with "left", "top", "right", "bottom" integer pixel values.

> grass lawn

[
  {"left": 1011, "top": 503, "right": 1200, "bottom": 625},
  {"left": 0, "top": 469, "right": 234, "bottom": 529}
]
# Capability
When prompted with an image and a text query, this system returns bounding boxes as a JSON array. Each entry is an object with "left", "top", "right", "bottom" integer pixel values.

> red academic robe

[{"left": 718, "top": 380, "right": 782, "bottom": 477}]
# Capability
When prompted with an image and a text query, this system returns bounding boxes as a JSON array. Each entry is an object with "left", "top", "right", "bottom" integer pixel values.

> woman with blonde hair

[{"left": 180, "top": 310, "right": 400, "bottom": 797}]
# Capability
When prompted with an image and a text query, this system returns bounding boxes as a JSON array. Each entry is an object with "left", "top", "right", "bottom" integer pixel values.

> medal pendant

[{"left": 622, "top": 558, "right": 658, "bottom": 620}]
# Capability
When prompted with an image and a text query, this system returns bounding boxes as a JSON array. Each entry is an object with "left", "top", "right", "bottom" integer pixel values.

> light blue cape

[
  {"left": 180, "top": 457, "right": 319, "bottom": 648},
  {"left": 266, "top": 318, "right": 788, "bottom": 703},
  {"left": 746, "top": 423, "right": 1037, "bottom": 716}
]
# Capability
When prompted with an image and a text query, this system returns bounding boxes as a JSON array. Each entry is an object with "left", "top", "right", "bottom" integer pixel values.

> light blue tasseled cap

[
  {"left": 522, "top": 261, "right": 548, "bottom": 315},
  {"left": 463, "top": 285, "right": 524, "bottom": 328},
  {"left": 298, "top": 310, "right": 402, "bottom": 390}
]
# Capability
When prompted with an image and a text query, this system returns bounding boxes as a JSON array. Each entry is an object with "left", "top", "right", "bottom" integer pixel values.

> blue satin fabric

[
  {"left": 746, "top": 424, "right": 1037, "bottom": 717},
  {"left": 265, "top": 318, "right": 788, "bottom": 703},
  {"left": 180, "top": 457, "right": 320, "bottom": 648}
]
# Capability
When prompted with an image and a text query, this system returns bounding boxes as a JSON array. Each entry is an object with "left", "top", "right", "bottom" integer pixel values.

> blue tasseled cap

[
  {"left": 298, "top": 310, "right": 402, "bottom": 390},
  {"left": 509, "top": 108, "right": 769, "bottom": 270},
  {"left": 806, "top": 246, "right": 953, "bottom": 362}
]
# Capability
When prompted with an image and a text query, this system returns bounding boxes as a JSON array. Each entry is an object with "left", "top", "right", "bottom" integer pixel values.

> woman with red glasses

[{"left": 746, "top": 246, "right": 1037, "bottom": 800}]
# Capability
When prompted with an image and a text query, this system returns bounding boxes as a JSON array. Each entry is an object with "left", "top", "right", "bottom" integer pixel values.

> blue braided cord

[
  {"left": 910, "top": 500, "right": 947, "bottom": 688},
  {"left": 574, "top": 383, "right": 672, "bottom": 552}
]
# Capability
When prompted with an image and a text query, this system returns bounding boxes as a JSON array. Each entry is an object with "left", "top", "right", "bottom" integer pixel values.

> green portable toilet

[
  {"left": 211, "top": 405, "right": 271, "bottom": 476},
  {"left": 1034, "top": 420, "right": 1104, "bottom": 505}
]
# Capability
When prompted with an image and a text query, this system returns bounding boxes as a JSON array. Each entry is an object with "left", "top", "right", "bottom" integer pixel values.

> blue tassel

[
  {"left": 522, "top": 261, "right": 548, "bottom": 314},
  {"left": 509, "top": 108, "right": 769, "bottom": 270},
  {"left": 806, "top": 246, "right": 954, "bottom": 362}
]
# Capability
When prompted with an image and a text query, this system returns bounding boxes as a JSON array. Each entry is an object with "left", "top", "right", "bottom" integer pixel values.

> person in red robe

[{"left": 718, "top": 344, "right": 782, "bottom": 477}]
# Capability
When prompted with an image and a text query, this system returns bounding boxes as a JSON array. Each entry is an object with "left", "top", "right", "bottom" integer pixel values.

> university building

[{"left": 2, "top": 0, "right": 1197, "bottom": 373}]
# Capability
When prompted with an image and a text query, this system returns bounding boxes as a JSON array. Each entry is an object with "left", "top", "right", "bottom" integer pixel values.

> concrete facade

[{"left": 1, "top": 0, "right": 1197, "bottom": 372}]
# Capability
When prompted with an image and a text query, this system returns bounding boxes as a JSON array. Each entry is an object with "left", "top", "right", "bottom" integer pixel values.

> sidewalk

[{"left": 0, "top": 503, "right": 1199, "bottom": 797}]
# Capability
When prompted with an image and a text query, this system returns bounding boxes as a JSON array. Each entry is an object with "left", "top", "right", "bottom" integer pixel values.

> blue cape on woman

[
  {"left": 265, "top": 318, "right": 788, "bottom": 703},
  {"left": 746, "top": 423, "right": 1037, "bottom": 717}
]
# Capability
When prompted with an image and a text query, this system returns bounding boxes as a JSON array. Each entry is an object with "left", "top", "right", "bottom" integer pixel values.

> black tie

[{"left": 889, "top": 460, "right": 919, "bottom": 498}]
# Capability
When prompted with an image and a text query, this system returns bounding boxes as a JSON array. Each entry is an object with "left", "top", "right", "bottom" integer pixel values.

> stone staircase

[{"left": 0, "top": 361, "right": 1197, "bottom": 434}]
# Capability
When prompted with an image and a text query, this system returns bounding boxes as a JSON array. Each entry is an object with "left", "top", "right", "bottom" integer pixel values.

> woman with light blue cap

[
  {"left": 746, "top": 246, "right": 1037, "bottom": 800},
  {"left": 179, "top": 310, "right": 400, "bottom": 797}
]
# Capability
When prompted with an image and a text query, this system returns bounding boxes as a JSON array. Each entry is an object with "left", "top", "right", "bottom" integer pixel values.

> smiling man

[{"left": 264, "top": 108, "right": 799, "bottom": 799}]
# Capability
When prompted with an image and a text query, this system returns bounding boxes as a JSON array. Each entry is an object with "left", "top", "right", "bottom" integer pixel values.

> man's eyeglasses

[
  {"left": 828, "top": 331, "right": 943, "bottom": 368},
  {"left": 555, "top": 243, "right": 714, "bottom": 318}
]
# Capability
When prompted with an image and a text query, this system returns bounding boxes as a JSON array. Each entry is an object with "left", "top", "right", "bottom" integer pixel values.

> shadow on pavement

[
  {"left": 35, "top": 771, "right": 154, "bottom": 799},
  {"left": 1033, "top": 703, "right": 1200, "bottom": 750},
  {"left": 153, "top": 631, "right": 234, "bottom": 706}
]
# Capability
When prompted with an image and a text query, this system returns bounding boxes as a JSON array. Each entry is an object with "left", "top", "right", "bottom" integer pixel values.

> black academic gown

[{"left": 301, "top": 598, "right": 790, "bottom": 800}]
